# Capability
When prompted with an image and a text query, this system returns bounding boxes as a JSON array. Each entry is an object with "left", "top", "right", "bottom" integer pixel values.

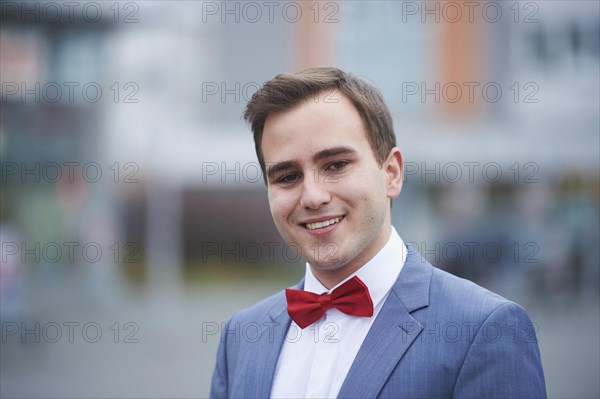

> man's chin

[
  {"left": 307, "top": 259, "right": 345, "bottom": 270},
  {"left": 298, "top": 241, "right": 343, "bottom": 266}
]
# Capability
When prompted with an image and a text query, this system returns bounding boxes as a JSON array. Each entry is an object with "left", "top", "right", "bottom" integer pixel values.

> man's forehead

[{"left": 261, "top": 89, "right": 368, "bottom": 169}]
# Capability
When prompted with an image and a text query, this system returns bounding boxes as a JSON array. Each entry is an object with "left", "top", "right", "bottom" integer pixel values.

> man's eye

[
  {"left": 278, "top": 173, "right": 301, "bottom": 183},
  {"left": 327, "top": 160, "right": 348, "bottom": 171}
]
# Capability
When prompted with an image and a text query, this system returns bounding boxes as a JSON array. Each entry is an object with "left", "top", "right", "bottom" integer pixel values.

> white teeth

[{"left": 306, "top": 216, "right": 343, "bottom": 230}]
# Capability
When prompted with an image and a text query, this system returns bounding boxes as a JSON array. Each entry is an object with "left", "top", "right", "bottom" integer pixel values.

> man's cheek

[
  {"left": 268, "top": 203, "right": 291, "bottom": 234},
  {"left": 269, "top": 193, "right": 292, "bottom": 216}
]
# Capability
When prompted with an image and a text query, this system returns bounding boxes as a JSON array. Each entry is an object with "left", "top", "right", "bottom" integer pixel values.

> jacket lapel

[
  {"left": 251, "top": 279, "right": 304, "bottom": 398},
  {"left": 337, "top": 245, "right": 432, "bottom": 398}
]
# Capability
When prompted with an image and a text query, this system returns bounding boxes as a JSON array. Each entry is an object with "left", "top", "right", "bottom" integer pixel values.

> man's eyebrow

[
  {"left": 266, "top": 161, "right": 298, "bottom": 180},
  {"left": 266, "top": 147, "right": 355, "bottom": 180},
  {"left": 313, "top": 146, "right": 356, "bottom": 163}
]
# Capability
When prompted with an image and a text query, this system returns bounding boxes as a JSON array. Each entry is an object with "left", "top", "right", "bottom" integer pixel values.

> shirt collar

[{"left": 303, "top": 227, "right": 407, "bottom": 309}]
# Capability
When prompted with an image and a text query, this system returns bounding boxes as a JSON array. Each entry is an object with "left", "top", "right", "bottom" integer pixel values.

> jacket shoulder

[{"left": 427, "top": 265, "right": 525, "bottom": 321}]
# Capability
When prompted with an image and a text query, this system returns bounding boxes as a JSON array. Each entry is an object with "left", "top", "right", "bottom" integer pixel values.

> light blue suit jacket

[{"left": 210, "top": 244, "right": 546, "bottom": 398}]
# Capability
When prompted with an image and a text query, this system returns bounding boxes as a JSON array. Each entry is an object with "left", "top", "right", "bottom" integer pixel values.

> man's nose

[{"left": 299, "top": 175, "right": 332, "bottom": 210}]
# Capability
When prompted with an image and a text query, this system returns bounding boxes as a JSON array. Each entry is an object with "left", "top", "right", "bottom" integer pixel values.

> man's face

[{"left": 262, "top": 90, "right": 402, "bottom": 285}]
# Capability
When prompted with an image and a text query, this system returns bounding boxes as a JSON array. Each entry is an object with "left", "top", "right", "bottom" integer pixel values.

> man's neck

[{"left": 310, "top": 263, "right": 365, "bottom": 290}]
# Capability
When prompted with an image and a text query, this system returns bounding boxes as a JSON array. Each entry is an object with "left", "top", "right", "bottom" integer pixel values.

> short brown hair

[{"left": 243, "top": 67, "right": 396, "bottom": 183}]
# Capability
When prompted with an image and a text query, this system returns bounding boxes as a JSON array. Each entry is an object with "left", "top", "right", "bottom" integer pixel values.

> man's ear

[{"left": 384, "top": 147, "right": 403, "bottom": 199}]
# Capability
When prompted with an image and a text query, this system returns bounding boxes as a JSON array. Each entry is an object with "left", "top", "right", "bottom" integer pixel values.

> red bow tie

[{"left": 286, "top": 276, "right": 374, "bottom": 329}]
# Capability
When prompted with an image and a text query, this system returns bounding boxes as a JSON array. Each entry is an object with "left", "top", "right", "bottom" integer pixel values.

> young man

[{"left": 210, "top": 68, "right": 546, "bottom": 398}]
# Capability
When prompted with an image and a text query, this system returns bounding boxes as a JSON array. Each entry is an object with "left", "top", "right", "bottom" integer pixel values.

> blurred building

[{"left": 1, "top": 0, "right": 598, "bottom": 296}]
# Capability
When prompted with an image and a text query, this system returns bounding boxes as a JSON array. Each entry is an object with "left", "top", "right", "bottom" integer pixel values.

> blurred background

[{"left": 1, "top": 1, "right": 598, "bottom": 397}]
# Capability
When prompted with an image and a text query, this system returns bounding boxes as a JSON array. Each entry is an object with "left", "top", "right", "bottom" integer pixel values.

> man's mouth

[{"left": 305, "top": 216, "right": 344, "bottom": 231}]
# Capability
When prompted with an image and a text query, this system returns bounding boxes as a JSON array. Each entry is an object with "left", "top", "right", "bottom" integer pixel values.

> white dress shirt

[{"left": 270, "top": 227, "right": 407, "bottom": 399}]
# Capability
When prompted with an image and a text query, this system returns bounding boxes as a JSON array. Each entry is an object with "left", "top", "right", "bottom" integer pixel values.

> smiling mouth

[{"left": 305, "top": 216, "right": 344, "bottom": 231}]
